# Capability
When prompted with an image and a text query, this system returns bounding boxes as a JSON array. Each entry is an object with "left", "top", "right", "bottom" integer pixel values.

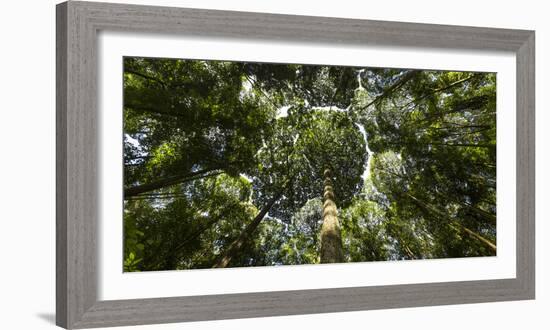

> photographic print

[{"left": 122, "top": 57, "right": 496, "bottom": 272}]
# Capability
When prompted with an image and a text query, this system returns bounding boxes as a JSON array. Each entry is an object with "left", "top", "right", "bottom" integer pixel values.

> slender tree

[
  {"left": 213, "top": 191, "right": 283, "bottom": 268},
  {"left": 320, "top": 169, "right": 344, "bottom": 263}
]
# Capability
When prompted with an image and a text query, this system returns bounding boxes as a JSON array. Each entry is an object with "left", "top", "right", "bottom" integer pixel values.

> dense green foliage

[{"left": 123, "top": 57, "right": 496, "bottom": 271}]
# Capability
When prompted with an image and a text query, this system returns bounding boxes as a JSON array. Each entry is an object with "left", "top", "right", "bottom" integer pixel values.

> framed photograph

[{"left": 56, "top": 1, "right": 535, "bottom": 328}]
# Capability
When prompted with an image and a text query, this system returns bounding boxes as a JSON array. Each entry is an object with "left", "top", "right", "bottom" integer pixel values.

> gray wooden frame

[{"left": 56, "top": 1, "right": 535, "bottom": 328}]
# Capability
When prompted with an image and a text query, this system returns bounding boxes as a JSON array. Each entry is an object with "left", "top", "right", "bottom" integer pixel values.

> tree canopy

[{"left": 123, "top": 57, "right": 496, "bottom": 271}]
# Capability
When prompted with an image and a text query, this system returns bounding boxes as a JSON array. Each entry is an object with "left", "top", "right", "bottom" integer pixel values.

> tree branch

[
  {"left": 213, "top": 191, "right": 283, "bottom": 268},
  {"left": 125, "top": 69, "right": 167, "bottom": 88},
  {"left": 361, "top": 70, "right": 419, "bottom": 110},
  {"left": 124, "top": 168, "right": 223, "bottom": 198}
]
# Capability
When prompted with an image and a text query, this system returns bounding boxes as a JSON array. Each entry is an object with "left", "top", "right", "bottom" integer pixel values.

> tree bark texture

[{"left": 320, "top": 169, "right": 345, "bottom": 263}]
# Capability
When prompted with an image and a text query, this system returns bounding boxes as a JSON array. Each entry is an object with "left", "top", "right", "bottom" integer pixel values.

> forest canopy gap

[{"left": 122, "top": 57, "right": 497, "bottom": 272}]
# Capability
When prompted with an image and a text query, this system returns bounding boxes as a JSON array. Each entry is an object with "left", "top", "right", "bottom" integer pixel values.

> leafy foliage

[
  {"left": 123, "top": 58, "right": 497, "bottom": 271},
  {"left": 253, "top": 109, "right": 367, "bottom": 222}
]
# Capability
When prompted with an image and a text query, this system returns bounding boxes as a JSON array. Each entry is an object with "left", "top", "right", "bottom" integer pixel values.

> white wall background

[{"left": 0, "top": 0, "right": 547, "bottom": 329}]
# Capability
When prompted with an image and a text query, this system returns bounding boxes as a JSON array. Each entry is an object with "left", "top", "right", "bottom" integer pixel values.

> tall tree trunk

[
  {"left": 320, "top": 169, "right": 345, "bottom": 263},
  {"left": 452, "top": 223, "right": 497, "bottom": 253},
  {"left": 148, "top": 201, "right": 243, "bottom": 270},
  {"left": 213, "top": 192, "right": 282, "bottom": 268},
  {"left": 406, "top": 192, "right": 496, "bottom": 253}
]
